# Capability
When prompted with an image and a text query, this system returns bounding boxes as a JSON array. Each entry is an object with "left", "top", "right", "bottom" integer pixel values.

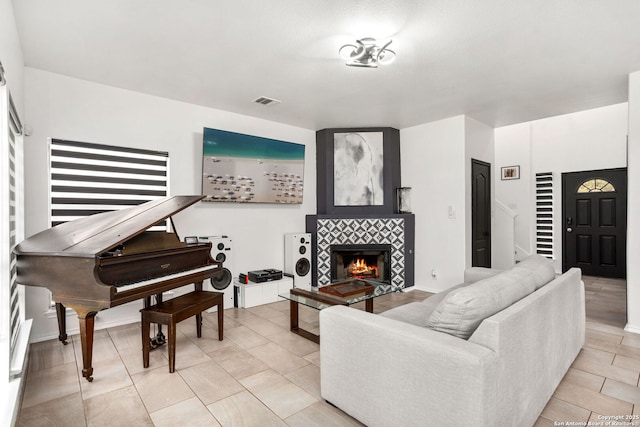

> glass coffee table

[{"left": 278, "top": 279, "right": 401, "bottom": 343}]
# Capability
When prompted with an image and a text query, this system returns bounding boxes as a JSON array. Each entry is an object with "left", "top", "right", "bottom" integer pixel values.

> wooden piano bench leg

[
  {"left": 140, "top": 290, "right": 224, "bottom": 373},
  {"left": 196, "top": 312, "right": 202, "bottom": 338}
]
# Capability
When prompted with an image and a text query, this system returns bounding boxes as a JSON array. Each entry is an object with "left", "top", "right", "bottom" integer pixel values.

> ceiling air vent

[{"left": 253, "top": 96, "right": 281, "bottom": 106}]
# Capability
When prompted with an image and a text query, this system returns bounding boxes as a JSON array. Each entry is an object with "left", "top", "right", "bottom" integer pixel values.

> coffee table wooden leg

[
  {"left": 289, "top": 300, "right": 319, "bottom": 344},
  {"left": 290, "top": 300, "right": 299, "bottom": 331},
  {"left": 365, "top": 298, "right": 373, "bottom": 313}
]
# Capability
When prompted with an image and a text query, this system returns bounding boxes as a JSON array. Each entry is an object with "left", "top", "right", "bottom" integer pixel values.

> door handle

[{"left": 567, "top": 227, "right": 573, "bottom": 233}]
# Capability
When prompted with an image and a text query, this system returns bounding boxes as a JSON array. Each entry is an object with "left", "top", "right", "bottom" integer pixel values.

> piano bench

[{"left": 140, "top": 290, "right": 224, "bottom": 373}]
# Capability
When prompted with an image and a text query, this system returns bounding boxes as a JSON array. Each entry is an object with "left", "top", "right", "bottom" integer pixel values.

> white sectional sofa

[{"left": 320, "top": 255, "right": 585, "bottom": 427}]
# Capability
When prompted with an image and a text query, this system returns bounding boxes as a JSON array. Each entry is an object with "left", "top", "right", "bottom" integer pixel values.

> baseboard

[
  {"left": 624, "top": 322, "right": 640, "bottom": 335},
  {"left": 33, "top": 312, "right": 142, "bottom": 343},
  {"left": 411, "top": 284, "right": 442, "bottom": 294}
]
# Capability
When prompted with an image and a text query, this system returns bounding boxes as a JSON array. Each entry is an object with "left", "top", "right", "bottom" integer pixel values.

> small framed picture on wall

[{"left": 501, "top": 165, "right": 520, "bottom": 180}]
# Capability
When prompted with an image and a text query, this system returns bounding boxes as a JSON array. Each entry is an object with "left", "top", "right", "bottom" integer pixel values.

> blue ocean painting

[
  {"left": 202, "top": 128, "right": 305, "bottom": 204},
  {"left": 203, "top": 128, "right": 304, "bottom": 160}
]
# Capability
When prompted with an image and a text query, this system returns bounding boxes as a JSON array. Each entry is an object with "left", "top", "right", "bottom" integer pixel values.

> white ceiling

[{"left": 12, "top": 0, "right": 640, "bottom": 130}]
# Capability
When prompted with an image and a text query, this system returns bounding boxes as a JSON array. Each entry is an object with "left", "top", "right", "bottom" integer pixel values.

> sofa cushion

[
  {"left": 513, "top": 254, "right": 556, "bottom": 289},
  {"left": 379, "top": 302, "right": 430, "bottom": 326},
  {"left": 380, "top": 282, "right": 469, "bottom": 326},
  {"left": 425, "top": 268, "right": 536, "bottom": 339}
]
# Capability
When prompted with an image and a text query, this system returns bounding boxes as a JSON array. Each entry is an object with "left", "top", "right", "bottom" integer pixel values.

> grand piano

[{"left": 14, "top": 195, "right": 222, "bottom": 382}]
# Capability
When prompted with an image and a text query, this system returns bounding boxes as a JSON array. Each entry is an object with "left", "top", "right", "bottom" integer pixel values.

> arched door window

[{"left": 577, "top": 178, "right": 616, "bottom": 193}]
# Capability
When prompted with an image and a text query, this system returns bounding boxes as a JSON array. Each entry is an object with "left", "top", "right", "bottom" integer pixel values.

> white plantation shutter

[{"left": 535, "top": 172, "right": 554, "bottom": 259}]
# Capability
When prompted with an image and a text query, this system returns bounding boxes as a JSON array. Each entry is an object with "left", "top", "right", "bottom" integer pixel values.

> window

[
  {"left": 577, "top": 178, "right": 616, "bottom": 193},
  {"left": 1, "top": 69, "right": 27, "bottom": 381},
  {"left": 49, "top": 139, "right": 169, "bottom": 227},
  {"left": 536, "top": 172, "right": 554, "bottom": 260}
]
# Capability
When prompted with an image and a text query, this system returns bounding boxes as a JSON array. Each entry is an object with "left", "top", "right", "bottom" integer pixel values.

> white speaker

[
  {"left": 284, "top": 233, "right": 312, "bottom": 289},
  {"left": 198, "top": 235, "right": 234, "bottom": 311}
]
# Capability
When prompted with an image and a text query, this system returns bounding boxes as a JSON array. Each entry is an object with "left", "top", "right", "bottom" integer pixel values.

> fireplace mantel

[{"left": 306, "top": 214, "right": 415, "bottom": 288}]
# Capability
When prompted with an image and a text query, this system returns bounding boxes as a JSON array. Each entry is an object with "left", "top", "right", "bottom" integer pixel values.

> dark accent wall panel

[{"left": 315, "top": 127, "right": 401, "bottom": 215}]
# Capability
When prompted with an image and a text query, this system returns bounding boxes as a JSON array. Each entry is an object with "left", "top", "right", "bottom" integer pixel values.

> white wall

[
  {"left": 400, "top": 116, "right": 466, "bottom": 292},
  {"left": 627, "top": 71, "right": 640, "bottom": 334},
  {"left": 494, "top": 103, "right": 628, "bottom": 272},
  {"left": 495, "top": 123, "right": 533, "bottom": 260},
  {"left": 23, "top": 68, "right": 316, "bottom": 342},
  {"left": 0, "top": 0, "right": 24, "bottom": 112}
]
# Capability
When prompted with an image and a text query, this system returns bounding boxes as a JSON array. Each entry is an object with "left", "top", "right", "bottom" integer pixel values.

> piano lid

[{"left": 14, "top": 195, "right": 205, "bottom": 258}]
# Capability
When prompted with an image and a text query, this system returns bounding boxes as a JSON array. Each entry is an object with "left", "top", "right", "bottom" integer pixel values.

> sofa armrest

[
  {"left": 464, "top": 267, "right": 503, "bottom": 283},
  {"left": 467, "top": 268, "right": 585, "bottom": 426},
  {"left": 320, "top": 306, "right": 499, "bottom": 427}
]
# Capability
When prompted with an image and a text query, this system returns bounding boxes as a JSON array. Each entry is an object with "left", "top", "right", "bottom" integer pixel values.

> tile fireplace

[{"left": 306, "top": 215, "right": 415, "bottom": 289}]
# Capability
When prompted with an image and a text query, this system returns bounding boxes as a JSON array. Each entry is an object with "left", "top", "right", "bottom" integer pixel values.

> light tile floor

[{"left": 17, "top": 276, "right": 638, "bottom": 426}]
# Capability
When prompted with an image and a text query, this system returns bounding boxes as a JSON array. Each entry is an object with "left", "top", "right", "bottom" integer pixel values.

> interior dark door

[
  {"left": 562, "top": 168, "right": 627, "bottom": 278},
  {"left": 472, "top": 159, "right": 491, "bottom": 267}
]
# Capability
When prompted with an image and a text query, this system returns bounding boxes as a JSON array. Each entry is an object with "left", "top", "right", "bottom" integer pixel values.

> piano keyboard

[{"left": 115, "top": 265, "right": 220, "bottom": 293}]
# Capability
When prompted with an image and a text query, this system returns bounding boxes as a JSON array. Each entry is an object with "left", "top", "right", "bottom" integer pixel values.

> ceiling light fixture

[{"left": 339, "top": 37, "right": 396, "bottom": 68}]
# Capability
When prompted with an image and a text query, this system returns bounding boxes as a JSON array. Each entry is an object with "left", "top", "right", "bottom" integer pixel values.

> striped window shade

[
  {"left": 6, "top": 92, "right": 23, "bottom": 362},
  {"left": 535, "top": 172, "right": 554, "bottom": 259},
  {"left": 1, "top": 63, "right": 26, "bottom": 379},
  {"left": 49, "top": 139, "right": 169, "bottom": 228}
]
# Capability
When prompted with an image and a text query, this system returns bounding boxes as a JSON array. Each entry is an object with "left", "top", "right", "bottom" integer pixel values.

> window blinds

[
  {"left": 49, "top": 139, "right": 169, "bottom": 227},
  {"left": 1, "top": 84, "right": 23, "bottom": 363},
  {"left": 7, "top": 98, "right": 20, "bottom": 358},
  {"left": 535, "top": 172, "right": 554, "bottom": 259}
]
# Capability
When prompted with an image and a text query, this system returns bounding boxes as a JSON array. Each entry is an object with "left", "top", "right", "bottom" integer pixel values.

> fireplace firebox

[{"left": 330, "top": 244, "right": 392, "bottom": 283}]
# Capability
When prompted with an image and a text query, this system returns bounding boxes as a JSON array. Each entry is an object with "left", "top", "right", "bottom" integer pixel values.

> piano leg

[
  {"left": 75, "top": 309, "right": 98, "bottom": 382},
  {"left": 55, "top": 302, "right": 68, "bottom": 345}
]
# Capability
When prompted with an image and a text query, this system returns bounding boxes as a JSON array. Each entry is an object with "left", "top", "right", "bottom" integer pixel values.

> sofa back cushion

[
  {"left": 425, "top": 268, "right": 537, "bottom": 339},
  {"left": 513, "top": 254, "right": 556, "bottom": 289}
]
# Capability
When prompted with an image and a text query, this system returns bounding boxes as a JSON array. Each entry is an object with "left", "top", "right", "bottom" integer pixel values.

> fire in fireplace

[
  {"left": 347, "top": 258, "right": 378, "bottom": 278},
  {"left": 330, "top": 244, "right": 391, "bottom": 283}
]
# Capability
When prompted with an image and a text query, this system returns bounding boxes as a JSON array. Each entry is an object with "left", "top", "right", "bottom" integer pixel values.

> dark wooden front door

[
  {"left": 562, "top": 168, "right": 627, "bottom": 278},
  {"left": 472, "top": 159, "right": 491, "bottom": 267}
]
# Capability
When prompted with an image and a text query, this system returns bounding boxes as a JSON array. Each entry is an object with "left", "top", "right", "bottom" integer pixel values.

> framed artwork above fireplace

[
  {"left": 333, "top": 131, "right": 384, "bottom": 207},
  {"left": 316, "top": 127, "right": 401, "bottom": 215}
]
